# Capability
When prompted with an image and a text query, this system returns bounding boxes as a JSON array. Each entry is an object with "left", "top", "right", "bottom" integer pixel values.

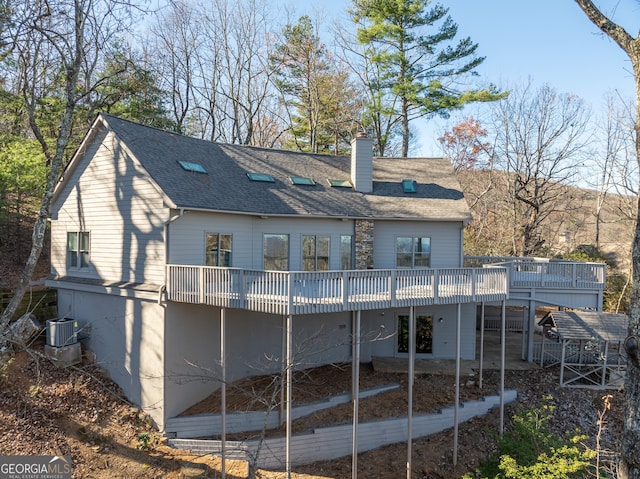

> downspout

[{"left": 459, "top": 225, "right": 465, "bottom": 267}]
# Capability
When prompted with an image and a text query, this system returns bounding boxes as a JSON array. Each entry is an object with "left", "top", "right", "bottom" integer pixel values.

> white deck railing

[
  {"left": 467, "top": 257, "right": 606, "bottom": 290},
  {"left": 166, "top": 266, "right": 509, "bottom": 315}
]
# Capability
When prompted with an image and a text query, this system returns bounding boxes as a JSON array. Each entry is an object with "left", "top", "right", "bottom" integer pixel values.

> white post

[
  {"left": 220, "top": 308, "right": 227, "bottom": 478},
  {"left": 527, "top": 299, "right": 536, "bottom": 361},
  {"left": 500, "top": 299, "right": 506, "bottom": 435},
  {"left": 479, "top": 301, "right": 485, "bottom": 389},
  {"left": 406, "top": 306, "right": 415, "bottom": 479},
  {"left": 280, "top": 317, "right": 286, "bottom": 427},
  {"left": 560, "top": 339, "right": 567, "bottom": 386},
  {"left": 352, "top": 310, "right": 361, "bottom": 479},
  {"left": 286, "top": 314, "right": 293, "bottom": 479},
  {"left": 540, "top": 323, "right": 546, "bottom": 367},
  {"left": 602, "top": 341, "right": 609, "bottom": 387},
  {"left": 522, "top": 307, "right": 528, "bottom": 361},
  {"left": 453, "top": 303, "right": 461, "bottom": 465}
]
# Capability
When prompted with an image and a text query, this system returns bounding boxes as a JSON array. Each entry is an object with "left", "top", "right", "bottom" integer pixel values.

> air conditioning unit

[{"left": 46, "top": 319, "right": 78, "bottom": 347}]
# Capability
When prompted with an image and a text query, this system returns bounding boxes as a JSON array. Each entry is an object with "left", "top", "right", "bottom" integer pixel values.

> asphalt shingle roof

[
  {"left": 96, "top": 114, "right": 471, "bottom": 221},
  {"left": 540, "top": 311, "right": 628, "bottom": 342}
]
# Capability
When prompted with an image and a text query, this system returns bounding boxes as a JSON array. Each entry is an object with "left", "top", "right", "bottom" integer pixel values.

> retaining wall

[
  {"left": 169, "top": 390, "right": 517, "bottom": 469},
  {"left": 166, "top": 383, "right": 400, "bottom": 438}
]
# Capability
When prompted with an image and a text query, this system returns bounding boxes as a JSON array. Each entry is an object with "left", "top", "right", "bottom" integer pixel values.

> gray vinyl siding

[
  {"left": 51, "top": 130, "right": 168, "bottom": 285},
  {"left": 168, "top": 212, "right": 254, "bottom": 268},
  {"left": 56, "top": 289, "right": 167, "bottom": 428},
  {"left": 361, "top": 303, "right": 476, "bottom": 360},
  {"left": 168, "top": 213, "right": 355, "bottom": 271},
  {"left": 256, "top": 217, "right": 353, "bottom": 271},
  {"left": 167, "top": 215, "right": 463, "bottom": 271},
  {"left": 373, "top": 220, "right": 463, "bottom": 269}
]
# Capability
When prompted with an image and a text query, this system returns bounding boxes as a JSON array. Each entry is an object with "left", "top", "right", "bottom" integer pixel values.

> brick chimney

[{"left": 350, "top": 132, "right": 374, "bottom": 193}]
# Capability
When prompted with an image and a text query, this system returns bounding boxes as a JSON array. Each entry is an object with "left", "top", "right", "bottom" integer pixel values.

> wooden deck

[
  {"left": 165, "top": 258, "right": 606, "bottom": 315},
  {"left": 166, "top": 265, "right": 509, "bottom": 314}
]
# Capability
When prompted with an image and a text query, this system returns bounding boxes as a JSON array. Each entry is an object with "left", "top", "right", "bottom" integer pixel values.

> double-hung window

[
  {"left": 67, "top": 232, "right": 90, "bottom": 269},
  {"left": 302, "top": 235, "right": 330, "bottom": 271},
  {"left": 205, "top": 233, "right": 232, "bottom": 266},
  {"left": 396, "top": 237, "right": 430, "bottom": 268},
  {"left": 263, "top": 234, "right": 289, "bottom": 271}
]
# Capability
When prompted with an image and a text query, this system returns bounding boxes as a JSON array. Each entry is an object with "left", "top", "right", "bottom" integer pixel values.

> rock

[{"left": 0, "top": 313, "right": 42, "bottom": 364}]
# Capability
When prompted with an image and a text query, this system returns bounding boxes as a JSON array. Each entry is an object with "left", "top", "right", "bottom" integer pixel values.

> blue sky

[{"left": 287, "top": 0, "right": 638, "bottom": 156}]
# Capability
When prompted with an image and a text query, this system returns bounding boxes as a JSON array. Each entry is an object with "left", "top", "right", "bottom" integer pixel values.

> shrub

[{"left": 465, "top": 396, "right": 596, "bottom": 478}]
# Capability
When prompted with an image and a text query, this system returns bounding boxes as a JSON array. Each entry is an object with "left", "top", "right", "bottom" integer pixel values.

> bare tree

[
  {"left": 150, "top": 0, "right": 199, "bottom": 135},
  {"left": 203, "top": 0, "right": 277, "bottom": 145},
  {"left": 589, "top": 93, "right": 629, "bottom": 249},
  {"left": 0, "top": 0, "right": 142, "bottom": 343},
  {"left": 572, "top": 2, "right": 640, "bottom": 476},
  {"left": 606, "top": 95, "right": 638, "bottom": 225},
  {"left": 491, "top": 81, "right": 590, "bottom": 256},
  {"left": 148, "top": 0, "right": 281, "bottom": 146}
]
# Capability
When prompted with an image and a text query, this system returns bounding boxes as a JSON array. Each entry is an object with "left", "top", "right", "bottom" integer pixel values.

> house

[{"left": 44, "top": 113, "right": 603, "bottom": 434}]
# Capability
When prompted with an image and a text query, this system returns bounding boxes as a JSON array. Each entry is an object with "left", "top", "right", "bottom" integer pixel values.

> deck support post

[
  {"left": 479, "top": 301, "right": 485, "bottom": 389},
  {"left": 285, "top": 314, "right": 293, "bottom": 479},
  {"left": 500, "top": 299, "right": 506, "bottom": 435},
  {"left": 220, "top": 308, "right": 227, "bottom": 478},
  {"left": 351, "top": 310, "right": 361, "bottom": 479},
  {"left": 280, "top": 317, "right": 286, "bottom": 427},
  {"left": 522, "top": 307, "right": 528, "bottom": 361},
  {"left": 454, "top": 303, "right": 461, "bottom": 465},
  {"left": 406, "top": 305, "right": 415, "bottom": 479},
  {"left": 540, "top": 323, "right": 546, "bottom": 367},
  {"left": 560, "top": 339, "right": 567, "bottom": 386},
  {"left": 602, "top": 341, "right": 609, "bottom": 387},
  {"left": 527, "top": 298, "right": 536, "bottom": 362}
]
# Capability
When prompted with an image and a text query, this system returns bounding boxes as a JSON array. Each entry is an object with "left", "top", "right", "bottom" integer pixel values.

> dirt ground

[{"left": 0, "top": 339, "right": 624, "bottom": 479}]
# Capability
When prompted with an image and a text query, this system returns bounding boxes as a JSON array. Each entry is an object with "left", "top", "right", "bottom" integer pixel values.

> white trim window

[
  {"left": 67, "top": 231, "right": 90, "bottom": 269},
  {"left": 396, "top": 236, "right": 430, "bottom": 268},
  {"left": 206, "top": 233, "right": 232, "bottom": 266},
  {"left": 397, "top": 314, "right": 433, "bottom": 354},
  {"left": 264, "top": 234, "right": 289, "bottom": 271},
  {"left": 302, "top": 235, "right": 330, "bottom": 271},
  {"left": 340, "top": 235, "right": 354, "bottom": 270}
]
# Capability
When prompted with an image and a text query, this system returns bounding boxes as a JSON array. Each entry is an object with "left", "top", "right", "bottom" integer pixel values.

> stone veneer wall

[{"left": 354, "top": 219, "right": 374, "bottom": 269}]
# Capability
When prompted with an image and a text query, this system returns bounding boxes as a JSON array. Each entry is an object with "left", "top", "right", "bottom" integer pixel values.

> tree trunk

[
  {"left": 624, "top": 217, "right": 640, "bottom": 477},
  {"left": 0, "top": 1, "right": 82, "bottom": 345},
  {"left": 0, "top": 103, "right": 74, "bottom": 338},
  {"left": 621, "top": 43, "right": 640, "bottom": 475},
  {"left": 401, "top": 96, "right": 409, "bottom": 157}
]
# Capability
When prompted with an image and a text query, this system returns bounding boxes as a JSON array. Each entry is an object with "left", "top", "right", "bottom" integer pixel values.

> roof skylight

[
  {"left": 178, "top": 161, "right": 207, "bottom": 174},
  {"left": 247, "top": 172, "right": 275, "bottom": 182},
  {"left": 402, "top": 178, "right": 417, "bottom": 193},
  {"left": 289, "top": 176, "right": 316, "bottom": 186},
  {"left": 328, "top": 179, "right": 352, "bottom": 188}
]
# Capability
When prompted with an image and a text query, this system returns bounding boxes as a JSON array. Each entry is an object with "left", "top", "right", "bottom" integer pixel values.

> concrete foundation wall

[
  {"left": 56, "top": 289, "right": 166, "bottom": 428},
  {"left": 163, "top": 304, "right": 354, "bottom": 421},
  {"left": 362, "top": 303, "right": 476, "bottom": 361}
]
